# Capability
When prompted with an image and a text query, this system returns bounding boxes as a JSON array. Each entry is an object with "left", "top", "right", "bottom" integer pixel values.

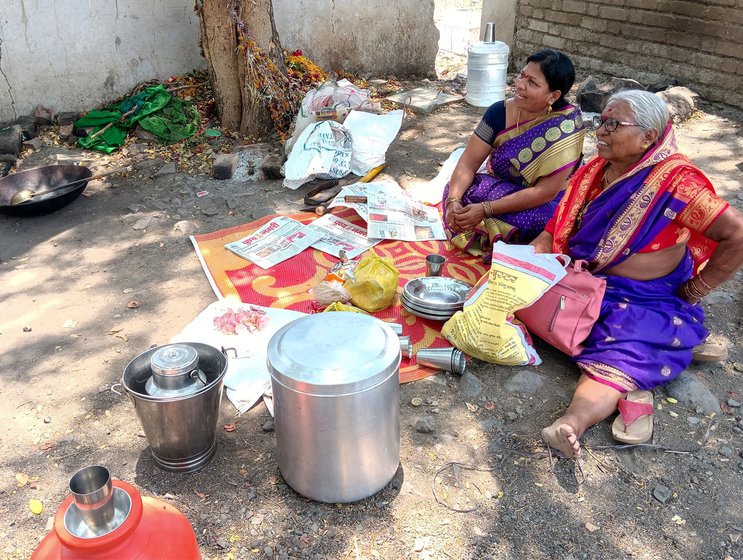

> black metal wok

[{"left": 0, "top": 165, "right": 93, "bottom": 217}]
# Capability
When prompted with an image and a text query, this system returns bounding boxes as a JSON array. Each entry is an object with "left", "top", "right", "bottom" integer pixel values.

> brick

[
  {"left": 599, "top": 6, "right": 628, "bottom": 21},
  {"left": 213, "top": 153, "right": 237, "bottom": 180},
  {"left": 561, "top": 1, "right": 586, "bottom": 14},
  {"left": 528, "top": 19, "right": 551, "bottom": 33},
  {"left": 543, "top": 10, "right": 573, "bottom": 24},
  {"left": 625, "top": 0, "right": 658, "bottom": 8},
  {"left": 580, "top": 17, "right": 606, "bottom": 32},
  {"left": 542, "top": 34, "right": 566, "bottom": 49},
  {"left": 688, "top": 51, "right": 723, "bottom": 70},
  {"left": 713, "top": 40, "right": 743, "bottom": 57}
]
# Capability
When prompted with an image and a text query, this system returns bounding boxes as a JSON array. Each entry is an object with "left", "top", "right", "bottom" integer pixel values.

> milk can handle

[{"left": 110, "top": 383, "right": 123, "bottom": 396}]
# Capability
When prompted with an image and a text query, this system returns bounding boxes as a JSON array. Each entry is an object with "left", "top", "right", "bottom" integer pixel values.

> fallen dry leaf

[
  {"left": 194, "top": 491, "right": 209, "bottom": 499},
  {"left": 29, "top": 499, "right": 44, "bottom": 515},
  {"left": 127, "top": 301, "right": 140, "bottom": 309},
  {"left": 16, "top": 472, "right": 29, "bottom": 487}
]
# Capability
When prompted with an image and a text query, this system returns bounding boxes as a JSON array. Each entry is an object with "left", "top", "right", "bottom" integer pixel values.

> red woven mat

[{"left": 191, "top": 209, "right": 487, "bottom": 383}]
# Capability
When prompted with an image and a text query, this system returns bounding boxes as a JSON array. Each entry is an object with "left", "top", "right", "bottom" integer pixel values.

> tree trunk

[{"left": 196, "top": 0, "right": 287, "bottom": 139}]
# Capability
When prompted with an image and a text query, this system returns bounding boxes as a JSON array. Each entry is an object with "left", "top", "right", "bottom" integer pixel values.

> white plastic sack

[
  {"left": 343, "top": 109, "right": 404, "bottom": 176},
  {"left": 285, "top": 79, "right": 373, "bottom": 155},
  {"left": 282, "top": 120, "right": 352, "bottom": 190}
]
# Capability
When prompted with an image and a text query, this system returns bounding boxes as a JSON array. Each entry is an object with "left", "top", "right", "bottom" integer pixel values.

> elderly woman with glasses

[
  {"left": 442, "top": 49, "right": 586, "bottom": 262},
  {"left": 531, "top": 90, "right": 743, "bottom": 458}
]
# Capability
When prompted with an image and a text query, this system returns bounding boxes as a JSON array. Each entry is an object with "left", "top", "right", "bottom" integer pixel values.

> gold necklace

[
  {"left": 515, "top": 105, "right": 550, "bottom": 135},
  {"left": 601, "top": 164, "right": 615, "bottom": 189}
]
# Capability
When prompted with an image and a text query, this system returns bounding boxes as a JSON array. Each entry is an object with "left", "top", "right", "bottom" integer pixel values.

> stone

[
  {"left": 575, "top": 76, "right": 617, "bottom": 113},
  {"left": 33, "top": 104, "right": 54, "bottom": 125},
  {"left": 11, "top": 115, "right": 36, "bottom": 139},
  {"left": 173, "top": 220, "right": 199, "bottom": 235},
  {"left": 665, "top": 371, "right": 722, "bottom": 416},
  {"left": 259, "top": 153, "right": 286, "bottom": 180},
  {"left": 58, "top": 124, "right": 74, "bottom": 141},
  {"left": 262, "top": 419, "right": 275, "bottom": 432},
  {"left": 503, "top": 370, "right": 545, "bottom": 395},
  {"left": 459, "top": 370, "right": 483, "bottom": 397},
  {"left": 719, "top": 446, "right": 734, "bottom": 458},
  {"left": 0, "top": 125, "right": 23, "bottom": 156},
  {"left": 22, "top": 137, "right": 43, "bottom": 151},
  {"left": 132, "top": 216, "right": 152, "bottom": 230},
  {"left": 134, "top": 158, "right": 165, "bottom": 172},
  {"left": 652, "top": 484, "right": 672, "bottom": 503},
  {"left": 727, "top": 399, "right": 741, "bottom": 408},
  {"left": 656, "top": 87, "right": 698, "bottom": 124},
  {"left": 705, "top": 291, "right": 734, "bottom": 305},
  {"left": 385, "top": 87, "right": 463, "bottom": 113},
  {"left": 56, "top": 111, "right": 80, "bottom": 126},
  {"left": 154, "top": 162, "right": 177, "bottom": 176},
  {"left": 415, "top": 416, "right": 436, "bottom": 433},
  {"left": 610, "top": 77, "right": 646, "bottom": 91},
  {"left": 213, "top": 153, "right": 237, "bottom": 180}
]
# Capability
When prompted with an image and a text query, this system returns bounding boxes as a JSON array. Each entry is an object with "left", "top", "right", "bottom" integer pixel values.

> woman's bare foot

[{"left": 541, "top": 420, "right": 581, "bottom": 458}]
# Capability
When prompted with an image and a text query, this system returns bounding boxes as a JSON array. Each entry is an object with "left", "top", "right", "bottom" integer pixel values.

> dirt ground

[{"left": 3, "top": 72, "right": 743, "bottom": 559}]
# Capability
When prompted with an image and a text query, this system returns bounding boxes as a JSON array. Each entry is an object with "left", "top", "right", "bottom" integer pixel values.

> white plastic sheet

[
  {"left": 343, "top": 109, "right": 404, "bottom": 176},
  {"left": 282, "top": 120, "right": 352, "bottom": 190}
]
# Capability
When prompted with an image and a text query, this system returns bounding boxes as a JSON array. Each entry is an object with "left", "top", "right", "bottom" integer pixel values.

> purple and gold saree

[
  {"left": 547, "top": 124, "right": 729, "bottom": 391},
  {"left": 443, "top": 104, "right": 585, "bottom": 262}
]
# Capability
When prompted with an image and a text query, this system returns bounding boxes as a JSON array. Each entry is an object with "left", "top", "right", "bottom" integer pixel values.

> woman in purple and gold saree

[
  {"left": 443, "top": 49, "right": 585, "bottom": 262},
  {"left": 532, "top": 90, "right": 743, "bottom": 458}
]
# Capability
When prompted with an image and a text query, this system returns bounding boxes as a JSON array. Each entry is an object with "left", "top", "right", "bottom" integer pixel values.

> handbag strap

[
  {"left": 573, "top": 259, "right": 590, "bottom": 272},
  {"left": 555, "top": 254, "right": 571, "bottom": 269}
]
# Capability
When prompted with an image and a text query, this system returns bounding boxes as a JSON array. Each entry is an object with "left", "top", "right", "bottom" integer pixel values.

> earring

[{"left": 547, "top": 101, "right": 553, "bottom": 113}]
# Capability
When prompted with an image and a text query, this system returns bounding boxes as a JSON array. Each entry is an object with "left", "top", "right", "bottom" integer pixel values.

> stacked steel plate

[{"left": 400, "top": 277, "right": 472, "bottom": 321}]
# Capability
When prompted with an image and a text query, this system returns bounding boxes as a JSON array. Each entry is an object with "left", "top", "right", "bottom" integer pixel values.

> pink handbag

[{"left": 515, "top": 258, "right": 606, "bottom": 356}]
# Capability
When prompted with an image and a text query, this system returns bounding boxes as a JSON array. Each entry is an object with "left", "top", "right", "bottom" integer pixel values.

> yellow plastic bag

[
  {"left": 344, "top": 249, "right": 399, "bottom": 312},
  {"left": 322, "top": 302, "right": 369, "bottom": 314}
]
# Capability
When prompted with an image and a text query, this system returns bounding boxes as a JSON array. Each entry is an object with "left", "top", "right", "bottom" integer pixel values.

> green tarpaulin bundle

[{"left": 74, "top": 85, "right": 200, "bottom": 153}]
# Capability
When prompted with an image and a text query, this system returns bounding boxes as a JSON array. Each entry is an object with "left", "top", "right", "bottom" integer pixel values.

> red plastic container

[{"left": 32, "top": 480, "right": 201, "bottom": 559}]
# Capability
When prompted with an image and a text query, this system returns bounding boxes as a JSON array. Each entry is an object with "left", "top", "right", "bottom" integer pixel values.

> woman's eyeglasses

[{"left": 591, "top": 115, "right": 643, "bottom": 132}]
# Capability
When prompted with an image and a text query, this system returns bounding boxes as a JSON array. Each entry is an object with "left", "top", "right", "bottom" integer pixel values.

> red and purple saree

[{"left": 546, "top": 124, "right": 728, "bottom": 391}]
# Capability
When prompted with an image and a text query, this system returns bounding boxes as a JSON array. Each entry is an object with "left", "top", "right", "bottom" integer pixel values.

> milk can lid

[
  {"left": 150, "top": 344, "right": 199, "bottom": 377},
  {"left": 266, "top": 313, "right": 401, "bottom": 395}
]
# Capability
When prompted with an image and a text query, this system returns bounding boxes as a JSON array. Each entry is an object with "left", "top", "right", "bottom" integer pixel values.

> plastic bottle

[{"left": 465, "top": 22, "right": 510, "bottom": 107}]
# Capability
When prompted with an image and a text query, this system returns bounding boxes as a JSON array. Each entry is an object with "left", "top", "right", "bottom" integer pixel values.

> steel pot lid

[
  {"left": 267, "top": 313, "right": 401, "bottom": 396},
  {"left": 150, "top": 344, "right": 199, "bottom": 377},
  {"left": 122, "top": 342, "right": 227, "bottom": 402}
]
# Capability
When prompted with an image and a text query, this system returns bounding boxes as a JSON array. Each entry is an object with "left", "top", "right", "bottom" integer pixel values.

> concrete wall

[
  {"left": 0, "top": 0, "right": 439, "bottom": 123},
  {"left": 481, "top": 0, "right": 517, "bottom": 48},
  {"left": 272, "top": 0, "right": 438, "bottom": 78},
  {"left": 513, "top": 0, "right": 743, "bottom": 110},
  {"left": 0, "top": 0, "right": 204, "bottom": 122}
]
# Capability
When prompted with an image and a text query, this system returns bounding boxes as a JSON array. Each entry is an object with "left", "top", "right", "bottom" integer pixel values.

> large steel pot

[
  {"left": 267, "top": 313, "right": 401, "bottom": 503},
  {"left": 0, "top": 165, "right": 92, "bottom": 216},
  {"left": 121, "top": 343, "right": 227, "bottom": 473}
]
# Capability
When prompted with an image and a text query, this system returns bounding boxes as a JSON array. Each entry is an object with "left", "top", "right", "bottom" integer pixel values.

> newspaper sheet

[
  {"left": 327, "top": 179, "right": 446, "bottom": 241},
  {"left": 308, "top": 213, "right": 381, "bottom": 259},
  {"left": 224, "top": 216, "right": 324, "bottom": 269}
]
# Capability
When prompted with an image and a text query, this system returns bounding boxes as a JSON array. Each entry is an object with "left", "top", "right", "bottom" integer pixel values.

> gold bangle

[
  {"left": 445, "top": 196, "right": 461, "bottom": 207},
  {"left": 685, "top": 280, "right": 705, "bottom": 299},
  {"left": 696, "top": 272, "right": 714, "bottom": 291},
  {"left": 481, "top": 200, "right": 493, "bottom": 218}
]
